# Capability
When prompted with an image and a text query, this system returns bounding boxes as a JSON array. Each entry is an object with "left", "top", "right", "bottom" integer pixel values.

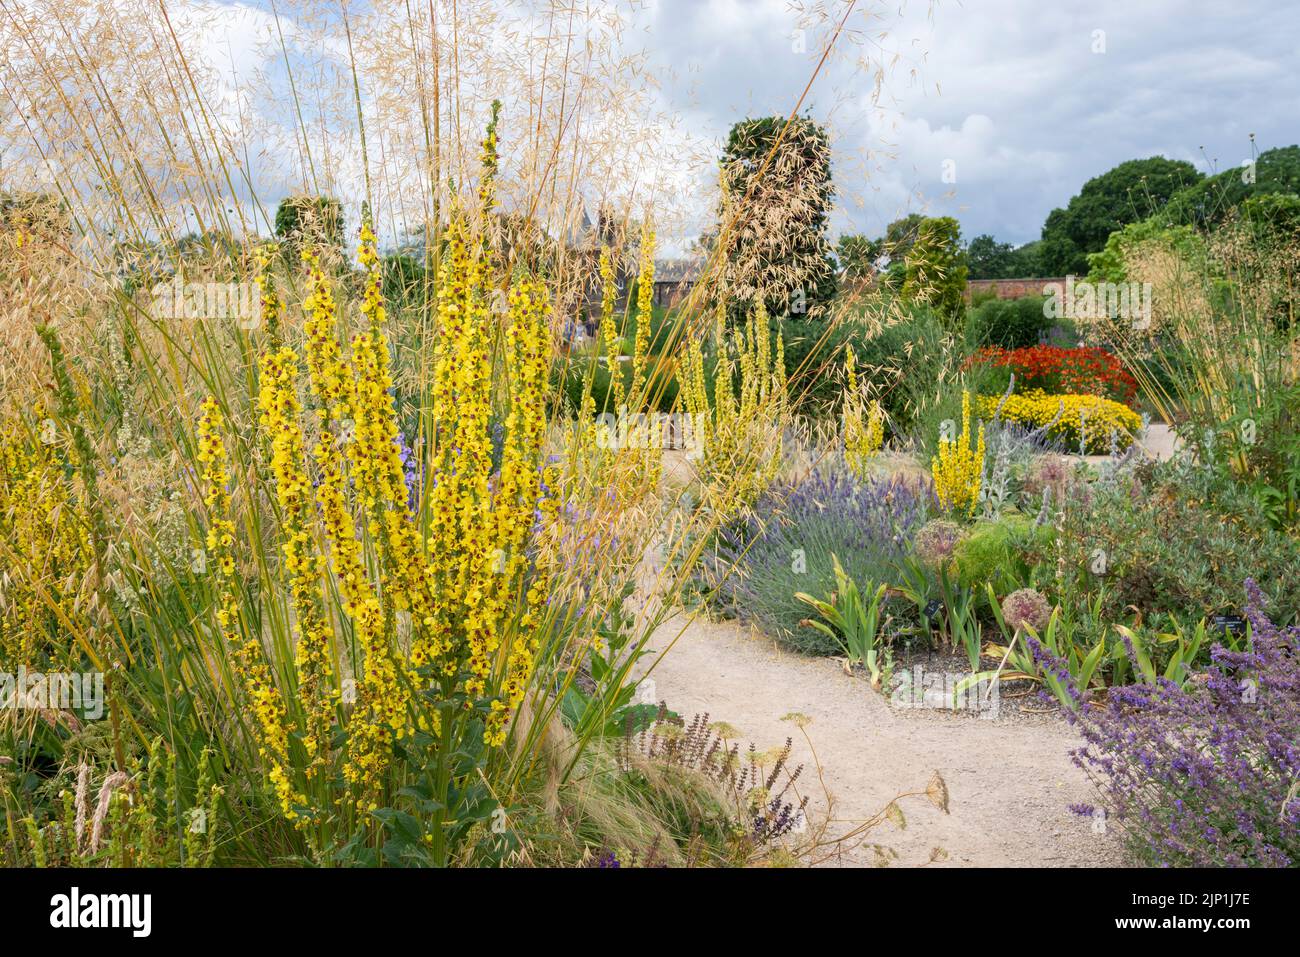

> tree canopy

[{"left": 1038, "top": 156, "right": 1203, "bottom": 274}]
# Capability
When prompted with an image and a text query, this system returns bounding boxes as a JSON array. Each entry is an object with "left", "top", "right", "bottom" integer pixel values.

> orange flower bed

[{"left": 966, "top": 345, "right": 1138, "bottom": 406}]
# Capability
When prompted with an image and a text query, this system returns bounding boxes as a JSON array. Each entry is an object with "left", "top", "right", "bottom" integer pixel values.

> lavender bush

[
  {"left": 714, "top": 466, "right": 931, "bottom": 655},
  {"left": 1063, "top": 580, "right": 1300, "bottom": 867}
]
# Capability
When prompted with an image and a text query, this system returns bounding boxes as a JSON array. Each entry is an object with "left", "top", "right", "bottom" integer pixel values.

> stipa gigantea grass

[{"left": 0, "top": 0, "right": 933, "bottom": 867}]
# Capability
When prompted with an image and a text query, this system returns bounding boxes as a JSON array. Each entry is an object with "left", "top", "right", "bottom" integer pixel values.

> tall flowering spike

[
  {"left": 490, "top": 461, "right": 559, "bottom": 747},
  {"left": 677, "top": 301, "right": 785, "bottom": 519},
  {"left": 254, "top": 242, "right": 282, "bottom": 346},
  {"left": 598, "top": 246, "right": 624, "bottom": 414},
  {"left": 774, "top": 332, "right": 785, "bottom": 392},
  {"left": 317, "top": 398, "right": 409, "bottom": 810},
  {"left": 256, "top": 347, "right": 336, "bottom": 779},
  {"left": 301, "top": 247, "right": 353, "bottom": 426},
  {"left": 426, "top": 207, "right": 498, "bottom": 692},
  {"left": 426, "top": 216, "right": 470, "bottom": 598},
  {"left": 843, "top": 344, "right": 884, "bottom": 478},
  {"left": 299, "top": 242, "right": 411, "bottom": 808},
  {"left": 478, "top": 99, "right": 502, "bottom": 214},
  {"left": 631, "top": 223, "right": 656, "bottom": 404},
  {"left": 0, "top": 419, "right": 91, "bottom": 667},
  {"left": 352, "top": 210, "right": 438, "bottom": 645},
  {"left": 197, "top": 397, "right": 304, "bottom": 822},
  {"left": 496, "top": 279, "right": 550, "bottom": 568},
  {"left": 932, "top": 390, "right": 985, "bottom": 515},
  {"left": 350, "top": 212, "right": 403, "bottom": 509}
]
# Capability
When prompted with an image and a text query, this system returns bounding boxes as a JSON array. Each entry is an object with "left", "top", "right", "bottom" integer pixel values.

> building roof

[{"left": 654, "top": 258, "right": 704, "bottom": 283}]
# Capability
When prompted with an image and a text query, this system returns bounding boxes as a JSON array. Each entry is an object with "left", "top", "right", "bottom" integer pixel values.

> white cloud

[{"left": 636, "top": 0, "right": 1300, "bottom": 246}]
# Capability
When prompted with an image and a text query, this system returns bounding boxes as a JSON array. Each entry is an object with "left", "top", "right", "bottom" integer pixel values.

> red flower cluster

[{"left": 967, "top": 345, "right": 1138, "bottom": 406}]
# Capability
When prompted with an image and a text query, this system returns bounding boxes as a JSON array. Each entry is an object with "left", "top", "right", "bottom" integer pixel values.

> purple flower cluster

[
  {"left": 715, "top": 467, "right": 932, "bottom": 655},
  {"left": 396, "top": 432, "right": 420, "bottom": 510},
  {"left": 1065, "top": 579, "right": 1300, "bottom": 866}
]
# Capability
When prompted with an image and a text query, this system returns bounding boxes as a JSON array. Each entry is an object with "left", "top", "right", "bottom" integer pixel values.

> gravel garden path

[{"left": 636, "top": 609, "right": 1124, "bottom": 867}]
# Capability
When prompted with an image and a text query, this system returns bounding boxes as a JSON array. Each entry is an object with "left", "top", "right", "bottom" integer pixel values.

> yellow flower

[
  {"left": 254, "top": 242, "right": 282, "bottom": 345},
  {"left": 598, "top": 246, "right": 624, "bottom": 414},
  {"left": 197, "top": 397, "right": 304, "bottom": 822},
  {"left": 301, "top": 247, "right": 354, "bottom": 425},
  {"left": 975, "top": 390, "right": 1141, "bottom": 454},
  {"left": 932, "top": 391, "right": 985, "bottom": 516},
  {"left": 679, "top": 301, "right": 787, "bottom": 518},
  {"left": 842, "top": 346, "right": 884, "bottom": 478},
  {"left": 0, "top": 418, "right": 91, "bottom": 667},
  {"left": 256, "top": 348, "right": 336, "bottom": 781},
  {"left": 630, "top": 223, "right": 656, "bottom": 403}
]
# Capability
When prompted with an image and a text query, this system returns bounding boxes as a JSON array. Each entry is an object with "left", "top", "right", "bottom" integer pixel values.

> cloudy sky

[
  {"left": 632, "top": 0, "right": 1300, "bottom": 247},
  {"left": 169, "top": 0, "right": 1298, "bottom": 250}
]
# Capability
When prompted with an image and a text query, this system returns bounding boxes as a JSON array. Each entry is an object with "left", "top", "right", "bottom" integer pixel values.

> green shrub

[
  {"left": 902, "top": 216, "right": 967, "bottom": 330},
  {"left": 712, "top": 469, "right": 931, "bottom": 656},
  {"left": 965, "top": 294, "right": 1051, "bottom": 349},
  {"left": 273, "top": 194, "right": 344, "bottom": 259},
  {"left": 1055, "top": 460, "right": 1300, "bottom": 627},
  {"left": 952, "top": 515, "right": 1052, "bottom": 594}
]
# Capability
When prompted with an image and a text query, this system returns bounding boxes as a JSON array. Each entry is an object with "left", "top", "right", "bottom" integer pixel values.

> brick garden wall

[{"left": 965, "top": 277, "right": 1069, "bottom": 301}]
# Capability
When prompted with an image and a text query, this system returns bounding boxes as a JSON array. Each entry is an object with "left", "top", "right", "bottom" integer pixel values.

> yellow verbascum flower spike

[{"left": 931, "top": 390, "right": 985, "bottom": 516}]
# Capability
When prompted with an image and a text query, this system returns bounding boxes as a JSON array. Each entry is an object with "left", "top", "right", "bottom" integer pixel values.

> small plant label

[
  {"left": 923, "top": 598, "right": 943, "bottom": 622},
  {"left": 1211, "top": 613, "right": 1247, "bottom": 636}
]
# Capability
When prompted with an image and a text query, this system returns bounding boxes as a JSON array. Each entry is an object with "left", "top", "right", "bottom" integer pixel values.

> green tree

[
  {"left": 1240, "top": 191, "right": 1300, "bottom": 243},
  {"left": 274, "top": 195, "right": 345, "bottom": 261},
  {"left": 836, "top": 233, "right": 882, "bottom": 279},
  {"left": 1163, "top": 146, "right": 1300, "bottom": 228},
  {"left": 1005, "top": 240, "right": 1042, "bottom": 277},
  {"left": 966, "top": 234, "right": 1017, "bottom": 279},
  {"left": 883, "top": 213, "right": 925, "bottom": 262},
  {"left": 902, "top": 216, "right": 967, "bottom": 328},
  {"left": 717, "top": 115, "right": 838, "bottom": 319},
  {"left": 1085, "top": 218, "right": 1206, "bottom": 284},
  {"left": 1039, "top": 156, "right": 1203, "bottom": 274}
]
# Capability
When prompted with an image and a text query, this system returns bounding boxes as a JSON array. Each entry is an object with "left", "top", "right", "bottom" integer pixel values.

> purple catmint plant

[{"left": 1063, "top": 579, "right": 1300, "bottom": 866}]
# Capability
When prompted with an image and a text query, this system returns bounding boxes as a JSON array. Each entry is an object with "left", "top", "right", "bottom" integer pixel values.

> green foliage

[
  {"left": 1239, "top": 191, "right": 1300, "bottom": 246},
  {"left": 783, "top": 305, "right": 953, "bottom": 427},
  {"left": 902, "top": 216, "right": 967, "bottom": 328},
  {"left": 965, "top": 234, "right": 1044, "bottom": 280},
  {"left": 273, "top": 195, "right": 345, "bottom": 258},
  {"left": 905, "top": 349, "right": 1004, "bottom": 461},
  {"left": 381, "top": 253, "right": 430, "bottom": 307},
  {"left": 1085, "top": 219, "right": 1207, "bottom": 284},
  {"left": 556, "top": 353, "right": 680, "bottom": 415},
  {"left": 796, "top": 556, "right": 892, "bottom": 688},
  {"left": 1055, "top": 460, "right": 1300, "bottom": 627},
  {"left": 1243, "top": 382, "right": 1300, "bottom": 529},
  {"left": 1110, "top": 621, "right": 1214, "bottom": 690},
  {"left": 965, "top": 294, "right": 1052, "bottom": 349},
  {"left": 1162, "top": 145, "right": 1300, "bottom": 228},
  {"left": 952, "top": 516, "right": 1051, "bottom": 595},
  {"left": 883, "top": 214, "right": 925, "bottom": 262},
  {"left": 980, "top": 598, "right": 1108, "bottom": 710},
  {"left": 1039, "top": 156, "right": 1203, "bottom": 274},
  {"left": 836, "top": 233, "right": 881, "bottom": 279}
]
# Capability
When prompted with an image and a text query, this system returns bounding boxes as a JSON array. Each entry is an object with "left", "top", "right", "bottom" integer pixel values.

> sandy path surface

[{"left": 636, "top": 610, "right": 1124, "bottom": 868}]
